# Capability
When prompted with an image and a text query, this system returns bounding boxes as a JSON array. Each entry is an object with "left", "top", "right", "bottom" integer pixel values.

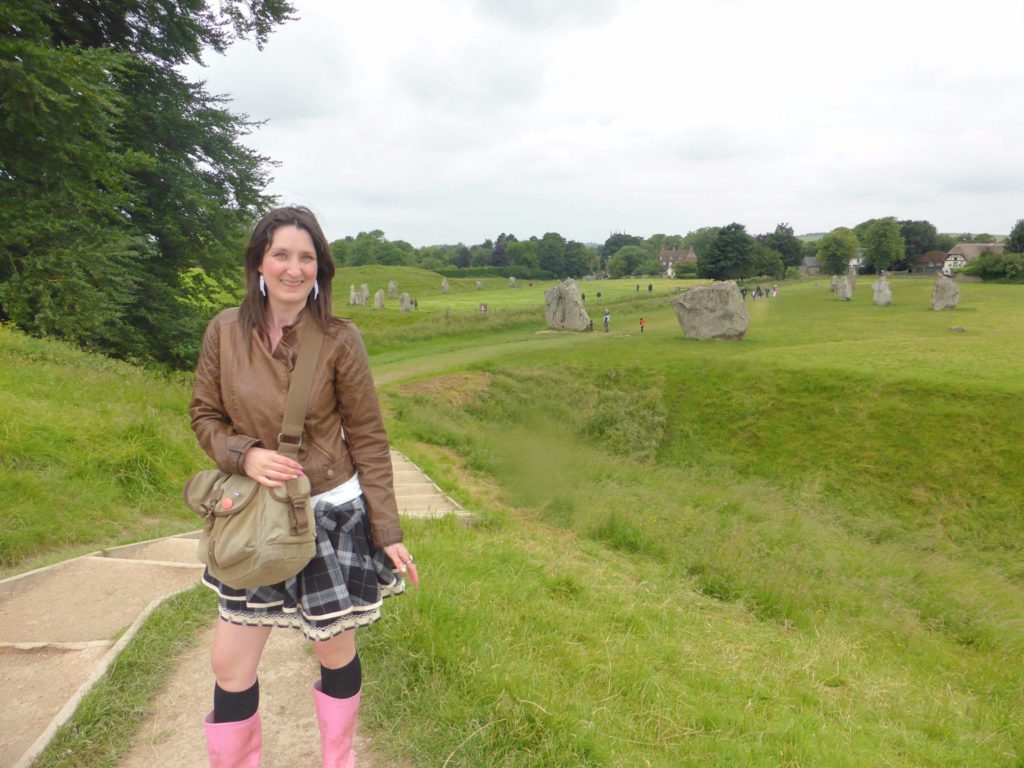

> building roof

[
  {"left": 658, "top": 246, "right": 698, "bottom": 265},
  {"left": 946, "top": 242, "right": 1005, "bottom": 261},
  {"left": 915, "top": 250, "right": 948, "bottom": 264}
]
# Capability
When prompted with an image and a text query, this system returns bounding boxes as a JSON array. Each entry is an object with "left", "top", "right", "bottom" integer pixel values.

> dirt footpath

[{"left": 117, "top": 625, "right": 398, "bottom": 768}]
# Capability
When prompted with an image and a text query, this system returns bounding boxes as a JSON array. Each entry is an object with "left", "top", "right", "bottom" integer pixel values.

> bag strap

[{"left": 277, "top": 317, "right": 325, "bottom": 461}]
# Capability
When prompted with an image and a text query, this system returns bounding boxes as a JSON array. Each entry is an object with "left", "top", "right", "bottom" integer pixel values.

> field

[{"left": 3, "top": 271, "right": 1023, "bottom": 766}]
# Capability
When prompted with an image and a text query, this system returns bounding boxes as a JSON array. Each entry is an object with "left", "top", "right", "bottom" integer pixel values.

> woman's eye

[{"left": 302, "top": 254, "right": 316, "bottom": 262}]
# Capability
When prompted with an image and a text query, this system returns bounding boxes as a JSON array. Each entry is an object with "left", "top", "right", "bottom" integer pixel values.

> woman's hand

[
  {"left": 242, "top": 447, "right": 304, "bottom": 488},
  {"left": 383, "top": 543, "right": 420, "bottom": 587}
]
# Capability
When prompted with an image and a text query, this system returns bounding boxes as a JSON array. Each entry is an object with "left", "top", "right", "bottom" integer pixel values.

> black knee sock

[
  {"left": 213, "top": 679, "right": 259, "bottom": 723},
  {"left": 320, "top": 654, "right": 362, "bottom": 699}
]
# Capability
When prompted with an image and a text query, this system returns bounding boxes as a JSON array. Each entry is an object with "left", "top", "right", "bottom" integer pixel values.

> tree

[
  {"left": 898, "top": 220, "right": 939, "bottom": 266},
  {"left": 698, "top": 223, "right": 754, "bottom": 280},
  {"left": 751, "top": 244, "right": 785, "bottom": 278},
  {"left": 507, "top": 240, "right": 538, "bottom": 271},
  {"left": 606, "top": 245, "right": 647, "bottom": 278},
  {"left": 563, "top": 241, "right": 593, "bottom": 276},
  {"left": 764, "top": 223, "right": 803, "bottom": 267},
  {"left": 1006, "top": 219, "right": 1024, "bottom": 253},
  {"left": 817, "top": 228, "right": 859, "bottom": 275},
  {"left": 537, "top": 232, "right": 568, "bottom": 277},
  {"left": 600, "top": 233, "right": 643, "bottom": 267},
  {"left": 682, "top": 227, "right": 721, "bottom": 261},
  {"left": 863, "top": 219, "right": 905, "bottom": 273},
  {"left": 0, "top": 0, "right": 294, "bottom": 367}
]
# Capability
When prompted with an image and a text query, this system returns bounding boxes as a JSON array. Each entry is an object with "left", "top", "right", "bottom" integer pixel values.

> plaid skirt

[{"left": 201, "top": 494, "right": 405, "bottom": 641}]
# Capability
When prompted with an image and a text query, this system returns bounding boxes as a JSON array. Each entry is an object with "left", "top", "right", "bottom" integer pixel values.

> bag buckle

[{"left": 277, "top": 432, "right": 303, "bottom": 449}]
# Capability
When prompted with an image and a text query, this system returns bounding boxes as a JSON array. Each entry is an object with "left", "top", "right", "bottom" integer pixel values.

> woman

[{"left": 190, "top": 205, "right": 418, "bottom": 767}]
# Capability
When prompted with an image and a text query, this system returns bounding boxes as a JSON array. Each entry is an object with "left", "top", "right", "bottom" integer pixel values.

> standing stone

[
  {"left": 442, "top": 278, "right": 449, "bottom": 295},
  {"left": 509, "top": 276, "right": 517, "bottom": 288},
  {"left": 387, "top": 280, "right": 398, "bottom": 299},
  {"left": 544, "top": 279, "right": 591, "bottom": 331},
  {"left": 400, "top": 292, "right": 412, "bottom": 312},
  {"left": 670, "top": 281, "right": 749, "bottom": 340},
  {"left": 829, "top": 275, "right": 838, "bottom": 293},
  {"left": 872, "top": 275, "right": 892, "bottom": 306},
  {"left": 361, "top": 283, "right": 370, "bottom": 303},
  {"left": 349, "top": 285, "right": 356, "bottom": 305},
  {"left": 932, "top": 274, "right": 959, "bottom": 310},
  {"left": 475, "top": 280, "right": 483, "bottom": 290},
  {"left": 374, "top": 290, "right": 385, "bottom": 310},
  {"left": 836, "top": 276, "right": 853, "bottom": 301}
]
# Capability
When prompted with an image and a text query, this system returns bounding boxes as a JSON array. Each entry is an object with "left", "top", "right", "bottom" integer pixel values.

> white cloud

[{"left": 183, "top": 0, "right": 1024, "bottom": 244}]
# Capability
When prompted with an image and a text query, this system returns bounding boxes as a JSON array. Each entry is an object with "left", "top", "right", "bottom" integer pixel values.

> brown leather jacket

[{"left": 189, "top": 308, "right": 403, "bottom": 548}]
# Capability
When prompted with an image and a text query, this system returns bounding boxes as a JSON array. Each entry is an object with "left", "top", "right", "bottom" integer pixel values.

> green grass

[{"left": 5, "top": 275, "right": 1024, "bottom": 766}]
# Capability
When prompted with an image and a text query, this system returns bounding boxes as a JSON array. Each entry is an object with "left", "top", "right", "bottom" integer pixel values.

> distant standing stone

[
  {"left": 388, "top": 280, "right": 398, "bottom": 299},
  {"left": 349, "top": 284, "right": 357, "bottom": 305},
  {"left": 400, "top": 292, "right": 412, "bottom": 312},
  {"left": 670, "top": 281, "right": 749, "bottom": 340},
  {"left": 544, "top": 279, "right": 591, "bottom": 331},
  {"left": 361, "top": 283, "right": 370, "bottom": 303},
  {"left": 932, "top": 274, "right": 959, "bottom": 310},
  {"left": 836, "top": 276, "right": 853, "bottom": 301},
  {"left": 374, "top": 289, "right": 385, "bottom": 310},
  {"left": 475, "top": 280, "right": 483, "bottom": 290},
  {"left": 872, "top": 275, "right": 892, "bottom": 306},
  {"left": 509, "top": 276, "right": 517, "bottom": 288},
  {"left": 442, "top": 278, "right": 449, "bottom": 295},
  {"left": 830, "top": 275, "right": 838, "bottom": 292}
]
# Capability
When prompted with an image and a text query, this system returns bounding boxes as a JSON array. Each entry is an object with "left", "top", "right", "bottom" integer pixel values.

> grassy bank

[{"left": 4, "top": 275, "right": 1023, "bottom": 765}]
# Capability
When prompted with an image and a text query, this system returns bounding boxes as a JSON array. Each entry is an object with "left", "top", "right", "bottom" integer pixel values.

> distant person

[
  {"left": 639, "top": 317, "right": 646, "bottom": 333},
  {"left": 740, "top": 287, "right": 748, "bottom": 300},
  {"left": 596, "top": 291, "right": 602, "bottom": 300},
  {"left": 603, "top": 309, "right": 610, "bottom": 332},
  {"left": 772, "top": 285, "right": 778, "bottom": 298},
  {"left": 189, "top": 206, "right": 419, "bottom": 768},
  {"left": 636, "top": 283, "right": 640, "bottom": 292},
  {"left": 581, "top": 292, "right": 586, "bottom": 302},
  {"left": 588, "top": 319, "right": 594, "bottom": 332},
  {"left": 647, "top": 283, "right": 653, "bottom": 293}
]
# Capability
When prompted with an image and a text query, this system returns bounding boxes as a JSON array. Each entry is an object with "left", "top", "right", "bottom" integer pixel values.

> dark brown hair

[{"left": 238, "top": 205, "right": 335, "bottom": 339}]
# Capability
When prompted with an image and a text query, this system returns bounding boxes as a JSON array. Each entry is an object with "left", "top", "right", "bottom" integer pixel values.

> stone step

[
  {"left": 102, "top": 535, "right": 200, "bottom": 564},
  {"left": 393, "top": 481, "right": 439, "bottom": 495}
]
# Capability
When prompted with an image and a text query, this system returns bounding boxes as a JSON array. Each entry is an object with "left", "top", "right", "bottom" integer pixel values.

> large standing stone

[
  {"left": 349, "top": 285, "right": 357, "bottom": 305},
  {"left": 544, "top": 279, "right": 591, "bottom": 331},
  {"left": 442, "top": 278, "right": 449, "bottom": 295},
  {"left": 932, "top": 274, "right": 959, "bottom": 310},
  {"left": 509, "top": 276, "right": 517, "bottom": 288},
  {"left": 670, "top": 281, "right": 749, "bottom": 340},
  {"left": 387, "top": 280, "right": 398, "bottom": 299},
  {"left": 836, "top": 276, "right": 853, "bottom": 301},
  {"left": 360, "top": 284, "right": 370, "bottom": 303},
  {"left": 374, "top": 290, "right": 385, "bottom": 310},
  {"left": 400, "top": 292, "right": 412, "bottom": 312},
  {"left": 829, "top": 275, "right": 838, "bottom": 293},
  {"left": 872, "top": 276, "right": 892, "bottom": 306}
]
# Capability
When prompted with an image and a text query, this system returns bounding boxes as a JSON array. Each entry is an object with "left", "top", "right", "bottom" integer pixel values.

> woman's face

[{"left": 259, "top": 225, "right": 318, "bottom": 315}]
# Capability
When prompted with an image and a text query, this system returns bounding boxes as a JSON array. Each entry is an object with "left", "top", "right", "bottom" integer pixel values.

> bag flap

[{"left": 183, "top": 469, "right": 260, "bottom": 518}]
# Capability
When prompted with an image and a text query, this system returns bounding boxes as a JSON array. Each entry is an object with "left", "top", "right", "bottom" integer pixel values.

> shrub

[{"left": 961, "top": 252, "right": 1024, "bottom": 281}]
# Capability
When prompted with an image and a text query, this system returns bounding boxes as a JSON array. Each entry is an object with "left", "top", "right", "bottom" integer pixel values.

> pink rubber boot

[
  {"left": 203, "top": 710, "right": 262, "bottom": 768},
  {"left": 313, "top": 681, "right": 361, "bottom": 768}
]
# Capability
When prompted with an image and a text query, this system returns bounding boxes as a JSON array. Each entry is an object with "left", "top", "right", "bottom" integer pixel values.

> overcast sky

[{"left": 184, "top": 0, "right": 1024, "bottom": 246}]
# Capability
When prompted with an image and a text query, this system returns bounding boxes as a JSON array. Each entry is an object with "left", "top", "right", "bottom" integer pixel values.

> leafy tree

[
  {"left": 1006, "top": 219, "right": 1024, "bottom": 253},
  {"left": 751, "top": 244, "right": 785, "bottom": 278},
  {"left": 507, "top": 240, "right": 539, "bottom": 271},
  {"left": 454, "top": 246, "right": 471, "bottom": 268},
  {"left": 764, "top": 223, "right": 803, "bottom": 267},
  {"left": 537, "top": 232, "right": 568, "bottom": 277},
  {"left": 682, "top": 227, "right": 721, "bottom": 261},
  {"left": 606, "top": 245, "right": 648, "bottom": 278},
  {"left": 0, "top": 0, "right": 293, "bottom": 367},
  {"left": 698, "top": 223, "right": 754, "bottom": 280},
  {"left": 600, "top": 233, "right": 643, "bottom": 265},
  {"left": 898, "top": 220, "right": 939, "bottom": 266},
  {"left": 863, "top": 218, "right": 906, "bottom": 273},
  {"left": 817, "top": 228, "right": 859, "bottom": 275},
  {"left": 564, "top": 241, "right": 593, "bottom": 276}
]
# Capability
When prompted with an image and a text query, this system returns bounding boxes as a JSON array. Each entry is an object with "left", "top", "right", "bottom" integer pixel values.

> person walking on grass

[
  {"left": 639, "top": 317, "right": 646, "bottom": 333},
  {"left": 190, "top": 205, "right": 419, "bottom": 768},
  {"left": 603, "top": 309, "right": 610, "bottom": 332}
]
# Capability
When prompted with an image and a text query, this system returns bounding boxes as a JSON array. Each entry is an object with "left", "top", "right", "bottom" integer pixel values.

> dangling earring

[
  {"left": 258, "top": 274, "right": 266, "bottom": 297},
  {"left": 313, "top": 281, "right": 320, "bottom": 300}
]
